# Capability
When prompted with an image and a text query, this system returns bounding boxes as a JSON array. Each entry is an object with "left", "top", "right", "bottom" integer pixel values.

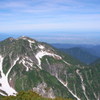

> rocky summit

[{"left": 0, "top": 37, "right": 100, "bottom": 100}]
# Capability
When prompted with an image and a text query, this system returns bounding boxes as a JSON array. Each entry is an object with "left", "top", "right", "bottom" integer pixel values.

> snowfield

[{"left": 0, "top": 55, "right": 18, "bottom": 96}]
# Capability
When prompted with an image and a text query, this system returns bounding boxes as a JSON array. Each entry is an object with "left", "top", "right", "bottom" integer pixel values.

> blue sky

[{"left": 0, "top": 0, "right": 100, "bottom": 44}]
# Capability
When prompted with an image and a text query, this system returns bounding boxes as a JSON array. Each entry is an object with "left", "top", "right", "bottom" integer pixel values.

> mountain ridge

[
  {"left": 0, "top": 37, "right": 100, "bottom": 100},
  {"left": 59, "top": 47, "right": 98, "bottom": 64}
]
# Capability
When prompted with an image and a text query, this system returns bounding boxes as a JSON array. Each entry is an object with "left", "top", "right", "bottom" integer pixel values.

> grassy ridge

[{"left": 1, "top": 91, "right": 73, "bottom": 100}]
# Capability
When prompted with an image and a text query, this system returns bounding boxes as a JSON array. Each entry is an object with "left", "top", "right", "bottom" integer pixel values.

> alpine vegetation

[{"left": 0, "top": 37, "right": 100, "bottom": 100}]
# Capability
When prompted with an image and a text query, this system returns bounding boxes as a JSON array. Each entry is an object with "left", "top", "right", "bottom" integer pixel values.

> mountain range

[
  {"left": 0, "top": 37, "right": 100, "bottom": 100},
  {"left": 51, "top": 44, "right": 100, "bottom": 64},
  {"left": 59, "top": 47, "right": 98, "bottom": 65},
  {"left": 51, "top": 44, "right": 94, "bottom": 49}
]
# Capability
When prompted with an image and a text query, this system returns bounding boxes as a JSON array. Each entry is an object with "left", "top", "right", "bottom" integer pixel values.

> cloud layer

[{"left": 0, "top": 0, "right": 100, "bottom": 44}]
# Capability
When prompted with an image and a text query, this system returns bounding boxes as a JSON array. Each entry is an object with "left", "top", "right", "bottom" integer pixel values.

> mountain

[
  {"left": 0, "top": 36, "right": 100, "bottom": 100},
  {"left": 2, "top": 91, "right": 70, "bottom": 100},
  {"left": 91, "top": 58, "right": 100, "bottom": 66},
  {"left": 51, "top": 43, "right": 100, "bottom": 58},
  {"left": 59, "top": 47, "right": 98, "bottom": 65},
  {"left": 51, "top": 44, "right": 94, "bottom": 49},
  {"left": 89, "top": 45, "right": 100, "bottom": 57}
]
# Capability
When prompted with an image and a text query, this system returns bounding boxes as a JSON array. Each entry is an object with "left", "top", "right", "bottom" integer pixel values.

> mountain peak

[
  {"left": 18, "top": 36, "right": 29, "bottom": 39},
  {"left": 6, "top": 37, "right": 15, "bottom": 41},
  {"left": 18, "top": 36, "right": 34, "bottom": 40},
  {"left": 17, "top": 36, "right": 36, "bottom": 43},
  {"left": 0, "top": 37, "right": 99, "bottom": 100}
]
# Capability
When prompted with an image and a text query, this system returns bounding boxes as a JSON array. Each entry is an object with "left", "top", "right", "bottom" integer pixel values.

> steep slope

[
  {"left": 59, "top": 47, "right": 98, "bottom": 64},
  {"left": 91, "top": 58, "right": 100, "bottom": 66},
  {"left": 89, "top": 45, "right": 100, "bottom": 57},
  {"left": 0, "top": 37, "right": 100, "bottom": 100},
  {"left": 0, "top": 37, "right": 74, "bottom": 99},
  {"left": 1, "top": 91, "right": 71, "bottom": 100}
]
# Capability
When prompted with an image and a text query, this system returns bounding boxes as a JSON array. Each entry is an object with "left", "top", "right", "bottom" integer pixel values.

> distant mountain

[
  {"left": 89, "top": 45, "right": 100, "bottom": 57},
  {"left": 91, "top": 58, "right": 100, "bottom": 66},
  {"left": 51, "top": 43, "right": 94, "bottom": 49},
  {"left": 59, "top": 47, "right": 98, "bottom": 65},
  {"left": 0, "top": 37, "right": 100, "bottom": 100}
]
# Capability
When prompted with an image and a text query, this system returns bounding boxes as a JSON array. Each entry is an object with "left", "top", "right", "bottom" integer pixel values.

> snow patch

[
  {"left": 62, "top": 60, "right": 71, "bottom": 66},
  {"left": 38, "top": 45, "right": 45, "bottom": 49},
  {"left": 20, "top": 59, "right": 29, "bottom": 71},
  {"left": 28, "top": 40, "right": 35, "bottom": 49},
  {"left": 46, "top": 58, "right": 50, "bottom": 65},
  {"left": 0, "top": 55, "right": 19, "bottom": 96},
  {"left": 6, "top": 57, "right": 19, "bottom": 77},
  {"left": 19, "top": 36, "right": 35, "bottom": 49},
  {"left": 76, "top": 69, "right": 89, "bottom": 100},
  {"left": 19, "top": 56, "right": 33, "bottom": 71},
  {"left": 56, "top": 76, "right": 81, "bottom": 100},
  {"left": 93, "top": 92, "right": 100, "bottom": 100},
  {"left": 10, "top": 78, "right": 12, "bottom": 81},
  {"left": 35, "top": 51, "right": 62, "bottom": 69}
]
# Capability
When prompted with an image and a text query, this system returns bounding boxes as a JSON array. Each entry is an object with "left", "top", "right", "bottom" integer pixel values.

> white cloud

[
  {"left": 0, "top": 19, "right": 100, "bottom": 33},
  {"left": 0, "top": 0, "right": 100, "bottom": 34},
  {"left": 0, "top": 1, "right": 28, "bottom": 9}
]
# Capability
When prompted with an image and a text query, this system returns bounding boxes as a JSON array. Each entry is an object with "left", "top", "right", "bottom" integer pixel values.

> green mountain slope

[
  {"left": 59, "top": 47, "right": 98, "bottom": 64},
  {"left": 0, "top": 36, "right": 100, "bottom": 100},
  {"left": 1, "top": 91, "right": 73, "bottom": 100}
]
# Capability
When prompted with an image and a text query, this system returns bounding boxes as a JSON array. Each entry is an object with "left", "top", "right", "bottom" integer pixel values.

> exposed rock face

[
  {"left": 33, "top": 82, "right": 55, "bottom": 99},
  {"left": 0, "top": 36, "right": 99, "bottom": 100}
]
